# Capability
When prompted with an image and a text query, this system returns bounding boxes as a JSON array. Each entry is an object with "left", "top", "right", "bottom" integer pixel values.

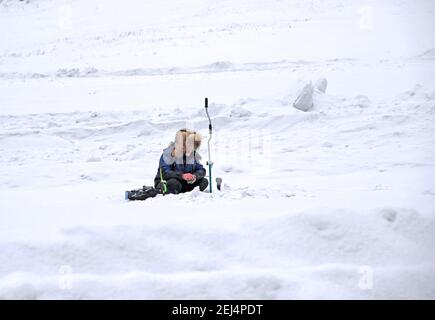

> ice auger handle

[{"left": 204, "top": 97, "right": 213, "bottom": 193}]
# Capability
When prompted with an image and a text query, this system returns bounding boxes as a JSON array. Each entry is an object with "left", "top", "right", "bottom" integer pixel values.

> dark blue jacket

[{"left": 154, "top": 143, "right": 206, "bottom": 186}]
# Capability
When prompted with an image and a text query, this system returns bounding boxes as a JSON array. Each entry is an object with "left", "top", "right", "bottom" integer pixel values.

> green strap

[{"left": 160, "top": 167, "right": 167, "bottom": 195}]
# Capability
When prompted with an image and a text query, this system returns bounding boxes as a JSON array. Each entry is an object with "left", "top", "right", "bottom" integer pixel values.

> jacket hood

[{"left": 162, "top": 141, "right": 202, "bottom": 165}]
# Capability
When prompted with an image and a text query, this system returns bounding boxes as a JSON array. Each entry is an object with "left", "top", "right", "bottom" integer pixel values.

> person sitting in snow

[{"left": 154, "top": 129, "right": 208, "bottom": 194}]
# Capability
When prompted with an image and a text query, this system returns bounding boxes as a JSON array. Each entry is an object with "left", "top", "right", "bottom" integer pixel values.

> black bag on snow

[{"left": 125, "top": 185, "right": 159, "bottom": 201}]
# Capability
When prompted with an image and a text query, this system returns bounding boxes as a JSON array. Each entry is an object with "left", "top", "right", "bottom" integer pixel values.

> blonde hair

[{"left": 173, "top": 129, "right": 202, "bottom": 157}]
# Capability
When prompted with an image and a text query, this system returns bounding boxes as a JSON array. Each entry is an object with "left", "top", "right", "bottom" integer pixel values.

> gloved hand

[
  {"left": 187, "top": 174, "right": 197, "bottom": 184},
  {"left": 182, "top": 173, "right": 194, "bottom": 181},
  {"left": 182, "top": 173, "right": 197, "bottom": 184}
]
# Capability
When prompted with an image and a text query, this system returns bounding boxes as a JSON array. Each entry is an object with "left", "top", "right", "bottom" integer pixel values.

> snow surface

[{"left": 0, "top": 0, "right": 435, "bottom": 299}]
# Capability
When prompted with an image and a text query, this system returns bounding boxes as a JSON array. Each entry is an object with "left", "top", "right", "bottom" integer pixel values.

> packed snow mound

[
  {"left": 315, "top": 78, "right": 328, "bottom": 93},
  {"left": 293, "top": 81, "right": 314, "bottom": 111}
]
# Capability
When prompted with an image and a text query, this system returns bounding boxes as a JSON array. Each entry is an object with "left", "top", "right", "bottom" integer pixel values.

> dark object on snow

[
  {"left": 216, "top": 177, "right": 222, "bottom": 191},
  {"left": 125, "top": 177, "right": 209, "bottom": 201},
  {"left": 156, "top": 177, "right": 208, "bottom": 194},
  {"left": 125, "top": 186, "right": 159, "bottom": 201}
]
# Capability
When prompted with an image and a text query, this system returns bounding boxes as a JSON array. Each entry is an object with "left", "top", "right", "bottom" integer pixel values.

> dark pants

[{"left": 157, "top": 178, "right": 208, "bottom": 194}]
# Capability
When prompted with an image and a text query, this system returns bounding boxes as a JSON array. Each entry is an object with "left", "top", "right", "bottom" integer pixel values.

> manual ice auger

[{"left": 204, "top": 97, "right": 214, "bottom": 193}]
